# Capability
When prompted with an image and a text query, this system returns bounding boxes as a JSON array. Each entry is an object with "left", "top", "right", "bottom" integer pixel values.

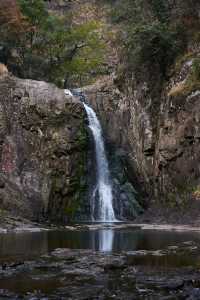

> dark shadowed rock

[{"left": 83, "top": 51, "right": 200, "bottom": 211}]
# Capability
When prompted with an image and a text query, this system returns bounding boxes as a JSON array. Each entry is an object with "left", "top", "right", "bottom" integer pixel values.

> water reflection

[
  {"left": 98, "top": 229, "right": 114, "bottom": 252},
  {"left": 1, "top": 227, "right": 200, "bottom": 262}
]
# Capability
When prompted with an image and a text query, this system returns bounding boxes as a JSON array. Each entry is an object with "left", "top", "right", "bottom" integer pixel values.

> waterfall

[
  {"left": 83, "top": 103, "right": 116, "bottom": 222},
  {"left": 65, "top": 88, "right": 116, "bottom": 222}
]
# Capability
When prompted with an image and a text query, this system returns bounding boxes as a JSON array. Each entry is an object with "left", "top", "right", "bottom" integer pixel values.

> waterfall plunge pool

[
  {"left": 1, "top": 224, "right": 200, "bottom": 298},
  {"left": 1, "top": 224, "right": 200, "bottom": 262}
]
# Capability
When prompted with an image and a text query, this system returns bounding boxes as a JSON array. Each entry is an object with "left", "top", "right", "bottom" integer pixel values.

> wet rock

[
  {"left": 160, "top": 279, "right": 184, "bottom": 290},
  {"left": 186, "top": 288, "right": 200, "bottom": 300},
  {"left": 0, "top": 248, "right": 200, "bottom": 299},
  {"left": 0, "top": 289, "right": 17, "bottom": 299},
  {"left": 103, "top": 258, "right": 127, "bottom": 271}
]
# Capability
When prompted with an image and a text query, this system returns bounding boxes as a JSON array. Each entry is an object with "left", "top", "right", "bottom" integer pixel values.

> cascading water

[
  {"left": 83, "top": 102, "right": 116, "bottom": 222},
  {"left": 65, "top": 88, "right": 116, "bottom": 222}
]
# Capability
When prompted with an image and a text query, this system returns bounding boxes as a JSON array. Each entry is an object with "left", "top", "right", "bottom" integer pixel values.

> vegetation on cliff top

[
  {"left": 0, "top": 0, "right": 105, "bottom": 87},
  {"left": 111, "top": 0, "right": 197, "bottom": 78}
]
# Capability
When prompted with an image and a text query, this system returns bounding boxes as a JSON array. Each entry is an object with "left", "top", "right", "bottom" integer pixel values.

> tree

[
  {"left": 111, "top": 0, "right": 185, "bottom": 77},
  {"left": 0, "top": 0, "right": 22, "bottom": 27},
  {"left": 1, "top": 0, "right": 105, "bottom": 86},
  {"left": 18, "top": 0, "right": 48, "bottom": 47}
]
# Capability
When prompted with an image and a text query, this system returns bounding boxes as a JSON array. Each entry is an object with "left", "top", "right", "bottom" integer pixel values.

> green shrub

[
  {"left": 126, "top": 22, "right": 179, "bottom": 75},
  {"left": 111, "top": 0, "right": 186, "bottom": 77},
  {"left": 150, "top": 0, "right": 170, "bottom": 23},
  {"left": 1, "top": 0, "right": 105, "bottom": 86},
  {"left": 190, "top": 58, "right": 200, "bottom": 81}
]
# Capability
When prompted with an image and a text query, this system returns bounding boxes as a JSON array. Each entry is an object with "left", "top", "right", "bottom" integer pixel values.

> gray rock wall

[
  {"left": 0, "top": 75, "right": 88, "bottom": 222},
  {"left": 83, "top": 60, "right": 200, "bottom": 206}
]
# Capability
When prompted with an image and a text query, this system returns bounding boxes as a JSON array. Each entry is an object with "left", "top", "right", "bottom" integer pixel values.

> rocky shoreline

[
  {"left": 0, "top": 217, "right": 200, "bottom": 299},
  {"left": 2, "top": 206, "right": 200, "bottom": 234},
  {"left": 134, "top": 202, "right": 200, "bottom": 227},
  {"left": 0, "top": 214, "right": 52, "bottom": 233},
  {"left": 1, "top": 245, "right": 200, "bottom": 299}
]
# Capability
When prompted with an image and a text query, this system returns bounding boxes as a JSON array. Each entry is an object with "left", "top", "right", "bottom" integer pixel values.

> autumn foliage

[
  {"left": 0, "top": 0, "right": 22, "bottom": 29},
  {"left": 0, "top": 63, "right": 8, "bottom": 76},
  {"left": 0, "top": 0, "right": 105, "bottom": 87}
]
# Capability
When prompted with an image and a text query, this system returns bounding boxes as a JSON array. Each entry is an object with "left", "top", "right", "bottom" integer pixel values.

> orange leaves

[{"left": 0, "top": 0, "right": 23, "bottom": 31}]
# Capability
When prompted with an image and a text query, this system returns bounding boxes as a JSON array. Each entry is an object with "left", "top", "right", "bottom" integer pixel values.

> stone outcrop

[
  {"left": 155, "top": 61, "right": 200, "bottom": 202},
  {"left": 0, "top": 74, "right": 87, "bottom": 222},
  {"left": 80, "top": 0, "right": 200, "bottom": 208},
  {"left": 1, "top": 0, "right": 200, "bottom": 219},
  {"left": 83, "top": 54, "right": 200, "bottom": 205}
]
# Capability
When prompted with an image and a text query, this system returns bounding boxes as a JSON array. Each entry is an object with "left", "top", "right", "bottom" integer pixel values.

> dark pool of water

[
  {"left": 1, "top": 226, "right": 200, "bottom": 297},
  {"left": 0, "top": 225, "right": 200, "bottom": 262}
]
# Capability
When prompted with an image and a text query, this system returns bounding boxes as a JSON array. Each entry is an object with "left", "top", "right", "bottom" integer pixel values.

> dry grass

[
  {"left": 0, "top": 0, "right": 22, "bottom": 27},
  {"left": 0, "top": 64, "right": 8, "bottom": 77},
  {"left": 168, "top": 57, "right": 200, "bottom": 98},
  {"left": 192, "top": 187, "right": 200, "bottom": 201},
  {"left": 168, "top": 79, "right": 200, "bottom": 98},
  {"left": 168, "top": 81, "right": 186, "bottom": 97}
]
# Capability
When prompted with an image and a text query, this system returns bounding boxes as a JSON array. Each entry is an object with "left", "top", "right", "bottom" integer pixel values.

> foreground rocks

[
  {"left": 1, "top": 245, "right": 200, "bottom": 299},
  {"left": 0, "top": 75, "right": 87, "bottom": 222}
]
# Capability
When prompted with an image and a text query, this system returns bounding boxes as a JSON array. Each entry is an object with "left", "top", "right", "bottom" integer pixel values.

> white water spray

[{"left": 83, "top": 103, "right": 116, "bottom": 222}]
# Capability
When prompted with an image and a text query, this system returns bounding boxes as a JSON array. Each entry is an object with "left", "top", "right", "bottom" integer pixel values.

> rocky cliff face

[
  {"left": 76, "top": 0, "right": 200, "bottom": 209},
  {"left": 0, "top": 74, "right": 87, "bottom": 222},
  {"left": 84, "top": 54, "right": 200, "bottom": 207},
  {"left": 1, "top": 0, "right": 200, "bottom": 222}
]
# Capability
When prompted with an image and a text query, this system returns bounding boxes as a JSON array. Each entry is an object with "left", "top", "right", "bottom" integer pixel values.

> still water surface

[
  {"left": 1, "top": 225, "right": 200, "bottom": 262},
  {"left": 1, "top": 226, "right": 200, "bottom": 296}
]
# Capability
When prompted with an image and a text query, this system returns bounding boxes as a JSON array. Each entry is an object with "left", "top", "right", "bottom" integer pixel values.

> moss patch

[{"left": 64, "top": 121, "right": 88, "bottom": 220}]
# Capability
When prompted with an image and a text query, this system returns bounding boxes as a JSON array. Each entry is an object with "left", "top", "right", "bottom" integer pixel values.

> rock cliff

[
  {"left": 1, "top": 0, "right": 200, "bottom": 222},
  {"left": 84, "top": 57, "right": 200, "bottom": 207},
  {"left": 0, "top": 74, "right": 87, "bottom": 222},
  {"left": 77, "top": 0, "right": 200, "bottom": 210},
  {"left": 44, "top": 0, "right": 200, "bottom": 211}
]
